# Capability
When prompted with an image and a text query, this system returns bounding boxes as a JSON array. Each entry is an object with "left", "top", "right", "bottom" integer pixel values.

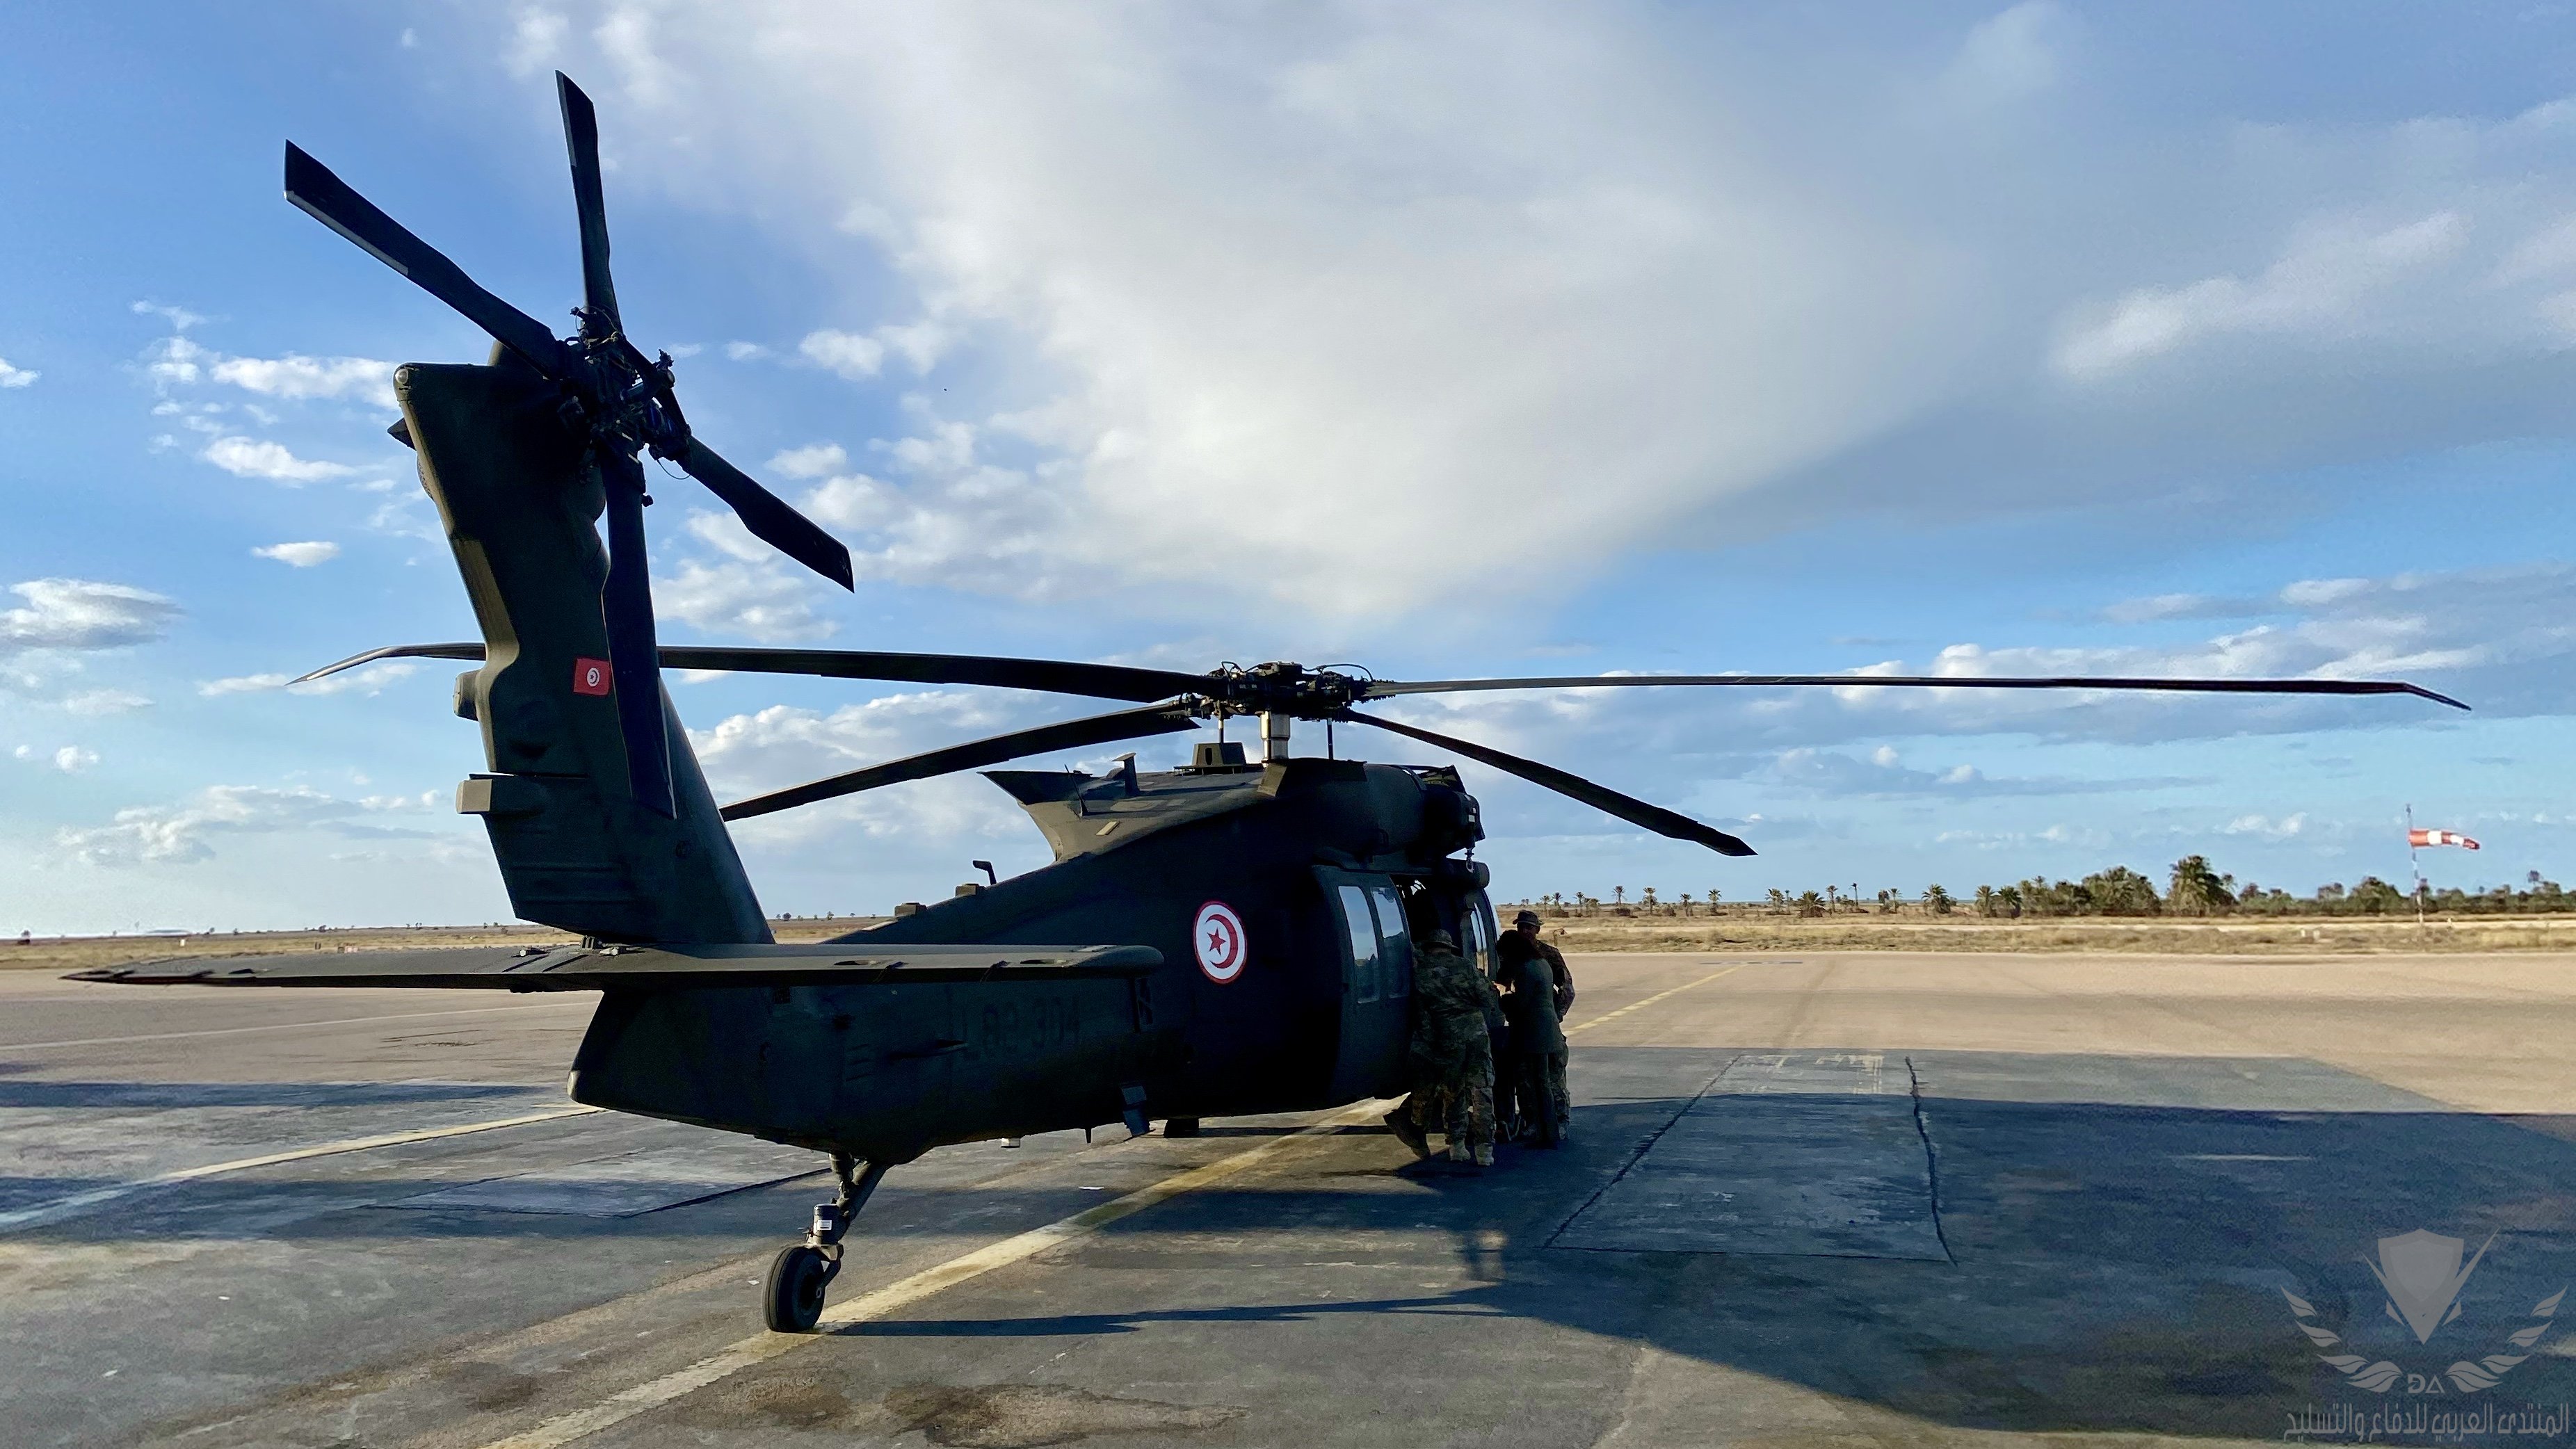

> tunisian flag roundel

[{"left": 2410, "top": 828, "right": 2481, "bottom": 850}]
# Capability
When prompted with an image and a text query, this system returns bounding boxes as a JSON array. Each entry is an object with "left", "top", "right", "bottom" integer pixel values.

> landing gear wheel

[{"left": 764, "top": 1244, "right": 832, "bottom": 1333}]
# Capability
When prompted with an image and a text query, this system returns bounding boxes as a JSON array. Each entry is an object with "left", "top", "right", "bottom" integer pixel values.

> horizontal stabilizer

[{"left": 67, "top": 941, "right": 1161, "bottom": 991}]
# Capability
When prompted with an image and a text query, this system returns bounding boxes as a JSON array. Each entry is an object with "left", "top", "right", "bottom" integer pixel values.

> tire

[{"left": 763, "top": 1245, "right": 832, "bottom": 1333}]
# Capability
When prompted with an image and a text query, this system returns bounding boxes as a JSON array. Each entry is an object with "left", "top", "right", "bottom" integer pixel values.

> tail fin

[{"left": 399, "top": 357, "right": 770, "bottom": 944}]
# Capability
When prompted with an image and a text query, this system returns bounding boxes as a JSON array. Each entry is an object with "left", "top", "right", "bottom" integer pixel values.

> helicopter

[{"left": 71, "top": 74, "right": 2468, "bottom": 1334}]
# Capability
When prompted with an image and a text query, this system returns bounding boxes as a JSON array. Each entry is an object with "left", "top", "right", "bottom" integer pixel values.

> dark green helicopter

[{"left": 72, "top": 75, "right": 2466, "bottom": 1332}]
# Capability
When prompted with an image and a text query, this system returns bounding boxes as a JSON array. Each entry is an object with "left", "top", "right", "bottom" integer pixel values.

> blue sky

[{"left": 7, "top": 3, "right": 2576, "bottom": 933}]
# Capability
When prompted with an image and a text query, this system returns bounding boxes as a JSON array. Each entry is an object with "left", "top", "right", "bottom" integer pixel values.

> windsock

[{"left": 2409, "top": 828, "right": 2480, "bottom": 850}]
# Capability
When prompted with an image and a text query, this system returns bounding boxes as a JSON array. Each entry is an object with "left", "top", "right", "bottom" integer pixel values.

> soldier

[
  {"left": 1383, "top": 928, "right": 1499, "bottom": 1167},
  {"left": 1496, "top": 909, "right": 1571, "bottom": 1144},
  {"left": 1497, "top": 908, "right": 1575, "bottom": 1017}
]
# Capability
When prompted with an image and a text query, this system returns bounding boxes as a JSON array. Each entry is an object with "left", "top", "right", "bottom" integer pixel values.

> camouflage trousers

[
  {"left": 1508, "top": 1049, "right": 1570, "bottom": 1144},
  {"left": 1405, "top": 1039, "right": 1496, "bottom": 1153},
  {"left": 1408, "top": 1078, "right": 1495, "bottom": 1153}
]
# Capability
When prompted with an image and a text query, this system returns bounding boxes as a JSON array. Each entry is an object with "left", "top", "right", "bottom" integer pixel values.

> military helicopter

[{"left": 72, "top": 76, "right": 2466, "bottom": 1333}]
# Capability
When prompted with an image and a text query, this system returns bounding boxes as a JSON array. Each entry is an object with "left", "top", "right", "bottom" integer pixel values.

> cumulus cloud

[
  {"left": 488, "top": 5, "right": 2576, "bottom": 617},
  {"left": 202, "top": 436, "right": 355, "bottom": 483},
  {"left": 689, "top": 690, "right": 1072, "bottom": 850},
  {"left": 252, "top": 541, "right": 342, "bottom": 567},
  {"left": 798, "top": 329, "right": 887, "bottom": 379},
  {"left": 198, "top": 661, "right": 417, "bottom": 698},
  {"left": 208, "top": 353, "right": 396, "bottom": 407},
  {"left": 61, "top": 689, "right": 151, "bottom": 715},
  {"left": 51, "top": 745, "right": 98, "bottom": 772},
  {"left": 130, "top": 300, "right": 206, "bottom": 331},
  {"left": 55, "top": 784, "right": 436, "bottom": 866},
  {"left": 2054, "top": 213, "right": 2473, "bottom": 378},
  {"left": 768, "top": 442, "right": 848, "bottom": 479},
  {"left": 0, "top": 357, "right": 37, "bottom": 388},
  {"left": 1, "top": 579, "right": 179, "bottom": 656},
  {"left": 654, "top": 557, "right": 839, "bottom": 642},
  {"left": 1361, "top": 560, "right": 2553, "bottom": 767},
  {"left": 1760, "top": 746, "right": 2188, "bottom": 798}
]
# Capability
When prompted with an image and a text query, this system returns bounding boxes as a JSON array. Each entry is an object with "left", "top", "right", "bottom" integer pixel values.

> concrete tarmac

[{"left": 6, "top": 953, "right": 2576, "bottom": 1448}]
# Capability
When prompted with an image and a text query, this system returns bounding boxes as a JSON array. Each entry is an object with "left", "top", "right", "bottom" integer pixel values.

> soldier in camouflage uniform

[
  {"left": 1383, "top": 928, "right": 1499, "bottom": 1167},
  {"left": 1497, "top": 921, "right": 1570, "bottom": 1146}
]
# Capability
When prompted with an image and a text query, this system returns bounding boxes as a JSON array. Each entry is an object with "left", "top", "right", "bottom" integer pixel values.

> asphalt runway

[{"left": 7, "top": 953, "right": 2576, "bottom": 1448}]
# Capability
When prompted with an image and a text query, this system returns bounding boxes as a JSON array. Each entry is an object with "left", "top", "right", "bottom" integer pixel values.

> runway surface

[{"left": 6, "top": 952, "right": 2576, "bottom": 1448}]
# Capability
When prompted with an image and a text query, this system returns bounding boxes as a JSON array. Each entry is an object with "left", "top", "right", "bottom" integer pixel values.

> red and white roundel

[{"left": 1193, "top": 901, "right": 1246, "bottom": 983}]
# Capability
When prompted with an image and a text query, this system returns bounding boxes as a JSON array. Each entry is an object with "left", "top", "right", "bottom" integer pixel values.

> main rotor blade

[
  {"left": 601, "top": 458, "right": 674, "bottom": 816},
  {"left": 1363, "top": 673, "right": 2470, "bottom": 711},
  {"left": 670, "top": 435, "right": 856, "bottom": 591},
  {"left": 291, "top": 641, "right": 1212, "bottom": 702},
  {"left": 555, "top": 72, "right": 620, "bottom": 340},
  {"left": 720, "top": 703, "right": 1202, "bottom": 821},
  {"left": 283, "top": 143, "right": 566, "bottom": 375},
  {"left": 1337, "top": 709, "right": 1755, "bottom": 857}
]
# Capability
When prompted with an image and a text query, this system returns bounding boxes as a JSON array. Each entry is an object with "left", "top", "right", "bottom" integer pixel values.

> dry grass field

[
  {"left": 13, "top": 907, "right": 2576, "bottom": 973},
  {"left": 1520, "top": 908, "right": 2576, "bottom": 954}
]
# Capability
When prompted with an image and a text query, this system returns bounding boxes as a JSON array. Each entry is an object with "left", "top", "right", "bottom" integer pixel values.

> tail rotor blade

[
  {"left": 555, "top": 72, "right": 621, "bottom": 340},
  {"left": 721, "top": 704, "right": 1200, "bottom": 820},
  {"left": 283, "top": 143, "right": 566, "bottom": 375},
  {"left": 671, "top": 435, "right": 855, "bottom": 590},
  {"left": 1339, "top": 709, "right": 1755, "bottom": 857},
  {"left": 600, "top": 458, "right": 675, "bottom": 816}
]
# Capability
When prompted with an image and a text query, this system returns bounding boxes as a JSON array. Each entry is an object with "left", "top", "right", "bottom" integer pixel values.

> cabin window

[
  {"left": 1337, "top": 884, "right": 1381, "bottom": 1003},
  {"left": 1461, "top": 905, "right": 1492, "bottom": 979},
  {"left": 1369, "top": 884, "right": 1413, "bottom": 999}
]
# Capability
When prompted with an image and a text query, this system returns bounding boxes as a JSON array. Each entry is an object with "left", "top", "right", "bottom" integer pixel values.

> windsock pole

[{"left": 2407, "top": 804, "right": 2425, "bottom": 924}]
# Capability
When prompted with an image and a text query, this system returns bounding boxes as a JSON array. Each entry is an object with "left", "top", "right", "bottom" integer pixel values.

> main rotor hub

[{"left": 1197, "top": 662, "right": 1367, "bottom": 720}]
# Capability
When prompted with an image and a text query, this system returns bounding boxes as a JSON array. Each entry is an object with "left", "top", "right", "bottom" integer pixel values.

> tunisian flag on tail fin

[{"left": 2410, "top": 828, "right": 2481, "bottom": 850}]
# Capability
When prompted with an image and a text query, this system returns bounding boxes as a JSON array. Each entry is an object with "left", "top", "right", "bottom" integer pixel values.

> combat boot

[
  {"left": 1472, "top": 1142, "right": 1495, "bottom": 1167},
  {"left": 1384, "top": 1108, "right": 1431, "bottom": 1160}
]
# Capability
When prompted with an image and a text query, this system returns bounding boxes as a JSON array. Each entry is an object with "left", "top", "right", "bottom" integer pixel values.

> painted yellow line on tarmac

[
  {"left": 1564, "top": 964, "right": 1743, "bottom": 1037},
  {"left": 0, "top": 1104, "right": 604, "bottom": 1233},
  {"left": 477, "top": 1098, "right": 1398, "bottom": 1449},
  {"left": 4, "top": 999, "right": 591, "bottom": 1053}
]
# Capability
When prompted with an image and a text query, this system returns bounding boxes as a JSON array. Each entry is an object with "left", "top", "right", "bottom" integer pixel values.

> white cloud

[
  {"left": 506, "top": 7, "right": 567, "bottom": 77},
  {"left": 130, "top": 300, "right": 206, "bottom": 331},
  {"left": 209, "top": 353, "right": 396, "bottom": 407},
  {"left": 198, "top": 674, "right": 291, "bottom": 697},
  {"left": 200, "top": 662, "right": 419, "bottom": 698},
  {"left": 202, "top": 436, "right": 354, "bottom": 483},
  {"left": 723, "top": 341, "right": 771, "bottom": 361},
  {"left": 252, "top": 541, "right": 342, "bottom": 567},
  {"left": 2054, "top": 213, "right": 2472, "bottom": 378},
  {"left": 506, "top": 7, "right": 2576, "bottom": 617},
  {"left": 55, "top": 784, "right": 435, "bottom": 866},
  {"left": 1, "top": 580, "right": 179, "bottom": 656},
  {"left": 654, "top": 558, "right": 838, "bottom": 642},
  {"left": 0, "top": 357, "right": 37, "bottom": 389},
  {"left": 768, "top": 442, "right": 848, "bottom": 479},
  {"left": 1942, "top": 2, "right": 2070, "bottom": 106},
  {"left": 51, "top": 746, "right": 98, "bottom": 773},
  {"left": 61, "top": 689, "right": 150, "bottom": 715},
  {"left": 2220, "top": 813, "right": 2309, "bottom": 839},
  {"left": 798, "top": 328, "right": 885, "bottom": 379}
]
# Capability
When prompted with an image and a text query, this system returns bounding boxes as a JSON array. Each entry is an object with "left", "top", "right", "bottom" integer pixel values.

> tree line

[{"left": 1512, "top": 859, "right": 2570, "bottom": 920}]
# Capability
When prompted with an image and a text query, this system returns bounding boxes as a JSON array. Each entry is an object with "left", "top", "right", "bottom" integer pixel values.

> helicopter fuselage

[{"left": 565, "top": 756, "right": 1497, "bottom": 1163}]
